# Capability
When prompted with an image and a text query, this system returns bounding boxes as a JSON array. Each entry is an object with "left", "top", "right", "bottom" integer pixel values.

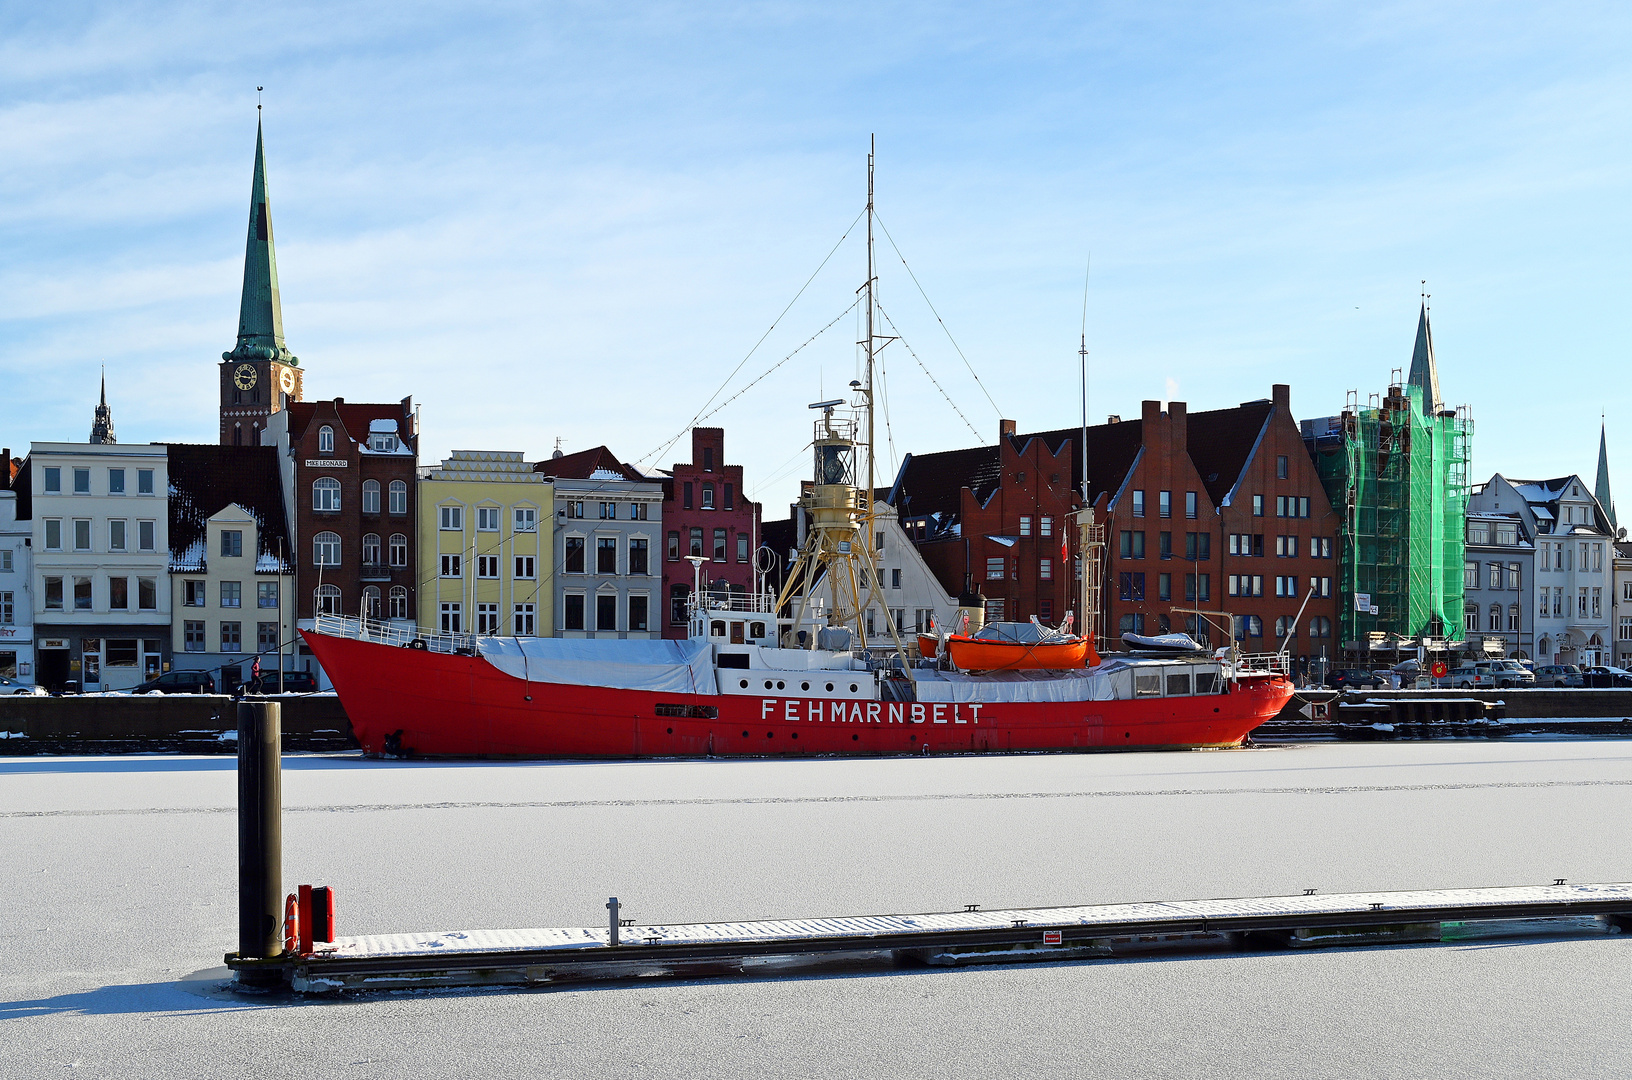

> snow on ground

[{"left": 2, "top": 741, "right": 1630, "bottom": 1078}]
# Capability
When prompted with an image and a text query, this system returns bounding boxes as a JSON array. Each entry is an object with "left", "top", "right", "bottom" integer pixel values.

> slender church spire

[
  {"left": 223, "top": 117, "right": 298, "bottom": 366},
  {"left": 89, "top": 367, "right": 116, "bottom": 444},
  {"left": 1596, "top": 421, "right": 1617, "bottom": 534},
  {"left": 1407, "top": 296, "right": 1441, "bottom": 413}
]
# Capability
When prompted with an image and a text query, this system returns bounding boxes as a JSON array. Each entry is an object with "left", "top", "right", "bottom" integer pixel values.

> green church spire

[
  {"left": 1596, "top": 422, "right": 1617, "bottom": 534},
  {"left": 1407, "top": 300, "right": 1440, "bottom": 413},
  {"left": 223, "top": 118, "right": 298, "bottom": 366}
]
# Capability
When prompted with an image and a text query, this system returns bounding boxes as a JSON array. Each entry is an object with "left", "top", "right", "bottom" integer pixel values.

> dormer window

[
  {"left": 318, "top": 426, "right": 335, "bottom": 454},
  {"left": 370, "top": 433, "right": 397, "bottom": 453}
]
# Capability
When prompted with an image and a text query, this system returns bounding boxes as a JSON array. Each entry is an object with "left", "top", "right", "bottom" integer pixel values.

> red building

[
  {"left": 659, "top": 428, "right": 761, "bottom": 637},
  {"left": 267, "top": 397, "right": 419, "bottom": 628},
  {"left": 892, "top": 384, "right": 1339, "bottom": 673}
]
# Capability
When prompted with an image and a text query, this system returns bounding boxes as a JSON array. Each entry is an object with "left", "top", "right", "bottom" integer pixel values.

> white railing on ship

[
  {"left": 312, "top": 613, "right": 480, "bottom": 655},
  {"left": 687, "top": 592, "right": 779, "bottom": 617},
  {"left": 1236, "top": 652, "right": 1293, "bottom": 675}
]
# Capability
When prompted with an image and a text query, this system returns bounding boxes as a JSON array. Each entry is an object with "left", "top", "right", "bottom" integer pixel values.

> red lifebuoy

[{"left": 283, "top": 893, "right": 300, "bottom": 954}]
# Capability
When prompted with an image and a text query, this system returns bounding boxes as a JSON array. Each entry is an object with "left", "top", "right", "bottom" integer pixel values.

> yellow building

[{"left": 417, "top": 451, "right": 553, "bottom": 636}]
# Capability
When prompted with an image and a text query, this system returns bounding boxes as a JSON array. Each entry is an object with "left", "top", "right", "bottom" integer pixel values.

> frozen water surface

[{"left": 2, "top": 740, "right": 1630, "bottom": 1077}]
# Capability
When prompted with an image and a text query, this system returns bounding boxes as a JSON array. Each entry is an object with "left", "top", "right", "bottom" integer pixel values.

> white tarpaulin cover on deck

[
  {"left": 912, "top": 663, "right": 1123, "bottom": 703},
  {"left": 480, "top": 637, "right": 716, "bottom": 694}
]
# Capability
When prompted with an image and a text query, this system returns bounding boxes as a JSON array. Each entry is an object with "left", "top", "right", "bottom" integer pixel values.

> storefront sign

[
  {"left": 305, "top": 459, "right": 349, "bottom": 468},
  {"left": 39, "top": 638, "right": 68, "bottom": 650},
  {"left": 0, "top": 626, "right": 31, "bottom": 643}
]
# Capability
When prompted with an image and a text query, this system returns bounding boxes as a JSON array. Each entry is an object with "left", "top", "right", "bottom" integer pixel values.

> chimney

[
  {"left": 333, "top": 397, "right": 344, "bottom": 406},
  {"left": 1169, "top": 402, "right": 1187, "bottom": 453},
  {"left": 999, "top": 419, "right": 1017, "bottom": 441},
  {"left": 1272, "top": 383, "right": 1290, "bottom": 412},
  {"left": 1141, "top": 399, "right": 1160, "bottom": 427}
]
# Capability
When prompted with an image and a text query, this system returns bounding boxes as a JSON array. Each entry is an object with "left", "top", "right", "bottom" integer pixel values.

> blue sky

[{"left": 2, "top": 2, "right": 1629, "bottom": 513}]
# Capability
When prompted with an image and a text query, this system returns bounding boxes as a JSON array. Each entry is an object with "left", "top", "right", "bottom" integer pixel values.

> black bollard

[{"left": 237, "top": 700, "right": 283, "bottom": 987}]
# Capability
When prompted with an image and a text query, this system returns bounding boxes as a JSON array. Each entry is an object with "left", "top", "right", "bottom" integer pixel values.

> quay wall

[{"left": 0, "top": 694, "right": 357, "bottom": 754}]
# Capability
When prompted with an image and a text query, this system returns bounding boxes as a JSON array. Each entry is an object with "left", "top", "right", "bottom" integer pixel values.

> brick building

[
  {"left": 658, "top": 428, "right": 762, "bottom": 638},
  {"left": 265, "top": 398, "right": 419, "bottom": 634},
  {"left": 892, "top": 384, "right": 1339, "bottom": 673}
]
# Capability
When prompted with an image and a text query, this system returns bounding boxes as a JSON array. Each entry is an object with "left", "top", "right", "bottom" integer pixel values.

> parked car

[
  {"left": 132, "top": 670, "right": 217, "bottom": 695},
  {"left": 1477, "top": 660, "right": 1535, "bottom": 688},
  {"left": 1441, "top": 664, "right": 1496, "bottom": 690},
  {"left": 0, "top": 675, "right": 43, "bottom": 695},
  {"left": 1533, "top": 664, "right": 1584, "bottom": 688},
  {"left": 248, "top": 671, "right": 320, "bottom": 694},
  {"left": 1582, "top": 665, "right": 1632, "bottom": 688},
  {"left": 1326, "top": 669, "right": 1387, "bottom": 690}
]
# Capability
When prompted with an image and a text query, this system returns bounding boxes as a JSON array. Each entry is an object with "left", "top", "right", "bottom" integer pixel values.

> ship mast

[{"left": 1076, "top": 267, "right": 1104, "bottom": 647}]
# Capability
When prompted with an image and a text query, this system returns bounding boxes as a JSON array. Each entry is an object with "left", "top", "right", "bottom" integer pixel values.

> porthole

[
  {"left": 666, "top": 727, "right": 673, "bottom": 735},
  {"left": 849, "top": 684, "right": 858, "bottom": 693},
  {"left": 764, "top": 680, "right": 773, "bottom": 690},
  {"left": 801, "top": 682, "right": 810, "bottom": 691},
  {"left": 740, "top": 679, "right": 749, "bottom": 689},
  {"left": 791, "top": 732, "right": 798, "bottom": 740},
  {"left": 742, "top": 730, "right": 749, "bottom": 737},
  {"left": 910, "top": 735, "right": 916, "bottom": 742},
  {"left": 776, "top": 681, "right": 785, "bottom": 690},
  {"left": 767, "top": 731, "right": 774, "bottom": 738},
  {"left": 852, "top": 734, "right": 859, "bottom": 741},
  {"left": 826, "top": 683, "right": 834, "bottom": 692}
]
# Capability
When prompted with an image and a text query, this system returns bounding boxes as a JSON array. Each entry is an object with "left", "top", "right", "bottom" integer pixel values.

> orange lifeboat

[
  {"left": 945, "top": 621, "right": 1095, "bottom": 671},
  {"left": 917, "top": 633, "right": 941, "bottom": 659}
]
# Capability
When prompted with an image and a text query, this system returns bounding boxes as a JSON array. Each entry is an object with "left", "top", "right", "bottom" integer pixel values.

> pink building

[{"left": 660, "top": 428, "right": 761, "bottom": 638}]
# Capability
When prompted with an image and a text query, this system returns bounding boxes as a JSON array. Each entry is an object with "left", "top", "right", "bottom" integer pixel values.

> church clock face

[
  {"left": 234, "top": 363, "right": 258, "bottom": 390},
  {"left": 279, "top": 367, "right": 295, "bottom": 395}
]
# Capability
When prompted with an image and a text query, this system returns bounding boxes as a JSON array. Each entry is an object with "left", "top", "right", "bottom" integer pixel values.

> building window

[
  {"left": 1020, "top": 516, "right": 1032, "bottom": 537},
  {"left": 440, "top": 505, "right": 463, "bottom": 530},
  {"left": 1039, "top": 516, "right": 1053, "bottom": 537},
  {"left": 689, "top": 528, "right": 704, "bottom": 558},
  {"left": 221, "top": 581, "right": 242, "bottom": 608},
  {"left": 1252, "top": 494, "right": 1263, "bottom": 517},
  {"left": 1467, "top": 520, "right": 1490, "bottom": 545},
  {"left": 73, "top": 578, "right": 94, "bottom": 612},
  {"left": 737, "top": 533, "right": 749, "bottom": 563},
  {"left": 477, "top": 603, "right": 500, "bottom": 635},
  {"left": 1489, "top": 604, "right": 1502, "bottom": 632},
  {"left": 630, "top": 538, "right": 649, "bottom": 576},
  {"left": 184, "top": 621, "right": 206, "bottom": 653},
  {"left": 563, "top": 594, "right": 585, "bottom": 631},
  {"left": 892, "top": 568, "right": 902, "bottom": 588},
  {"left": 314, "top": 532, "right": 341, "bottom": 566},
  {"left": 683, "top": 483, "right": 694, "bottom": 510},
  {"left": 564, "top": 537, "right": 585, "bottom": 573},
  {"left": 0, "top": 591, "right": 10, "bottom": 625},
  {"left": 215, "top": 621, "right": 240, "bottom": 653},
  {"left": 388, "top": 587, "right": 408, "bottom": 620},
  {"left": 477, "top": 556, "right": 500, "bottom": 579},
  {"left": 73, "top": 519, "right": 91, "bottom": 551},
  {"left": 514, "top": 604, "right": 536, "bottom": 636},
  {"left": 515, "top": 507, "right": 537, "bottom": 532},
  {"left": 258, "top": 622, "right": 278, "bottom": 650},
  {"left": 667, "top": 532, "right": 680, "bottom": 560},
  {"left": 1310, "top": 616, "right": 1331, "bottom": 639},
  {"left": 670, "top": 584, "right": 689, "bottom": 625},
  {"left": 1496, "top": 523, "right": 1517, "bottom": 546},
  {"left": 1299, "top": 498, "right": 1310, "bottom": 518},
  {"left": 139, "top": 520, "right": 155, "bottom": 552},
  {"left": 389, "top": 481, "right": 408, "bottom": 515},
  {"left": 702, "top": 484, "right": 715, "bottom": 510},
  {"left": 987, "top": 557, "right": 1006, "bottom": 580},
  {"left": 108, "top": 468, "right": 125, "bottom": 494},
  {"left": 1118, "top": 572, "right": 1145, "bottom": 601},
  {"left": 1159, "top": 491, "right": 1171, "bottom": 518},
  {"left": 370, "top": 431, "right": 398, "bottom": 453},
  {"left": 1159, "top": 531, "right": 1172, "bottom": 559},
  {"left": 563, "top": 501, "right": 585, "bottom": 519},
  {"left": 312, "top": 477, "right": 341, "bottom": 512},
  {"left": 515, "top": 555, "right": 536, "bottom": 579},
  {"left": 73, "top": 468, "right": 90, "bottom": 494},
  {"left": 440, "top": 602, "right": 463, "bottom": 633},
  {"left": 599, "top": 502, "right": 616, "bottom": 521},
  {"left": 43, "top": 519, "right": 61, "bottom": 550},
  {"left": 43, "top": 467, "right": 61, "bottom": 494},
  {"left": 138, "top": 469, "right": 154, "bottom": 495},
  {"left": 1157, "top": 572, "right": 1171, "bottom": 601},
  {"left": 184, "top": 580, "right": 207, "bottom": 607},
  {"left": 1465, "top": 562, "right": 1479, "bottom": 589},
  {"left": 1593, "top": 588, "right": 1603, "bottom": 618},
  {"left": 1508, "top": 605, "right": 1520, "bottom": 632},
  {"left": 258, "top": 582, "right": 279, "bottom": 608},
  {"left": 440, "top": 554, "right": 462, "bottom": 578},
  {"left": 1488, "top": 563, "right": 1503, "bottom": 590},
  {"left": 630, "top": 503, "right": 648, "bottom": 521},
  {"left": 1464, "top": 604, "right": 1478, "bottom": 632},
  {"left": 362, "top": 534, "right": 381, "bottom": 566},
  {"left": 1539, "top": 587, "right": 1550, "bottom": 617},
  {"left": 388, "top": 534, "right": 407, "bottom": 567},
  {"left": 362, "top": 480, "right": 380, "bottom": 514},
  {"left": 1506, "top": 563, "right": 1521, "bottom": 590},
  {"left": 1313, "top": 537, "right": 1331, "bottom": 558},
  {"left": 1040, "top": 558, "right": 1053, "bottom": 580},
  {"left": 1132, "top": 490, "right": 1145, "bottom": 517},
  {"left": 318, "top": 426, "right": 334, "bottom": 453},
  {"left": 597, "top": 537, "right": 618, "bottom": 574},
  {"left": 596, "top": 593, "right": 617, "bottom": 631},
  {"left": 629, "top": 594, "right": 649, "bottom": 632},
  {"left": 713, "top": 528, "right": 728, "bottom": 562},
  {"left": 315, "top": 585, "right": 342, "bottom": 615},
  {"left": 1621, "top": 616, "right": 1632, "bottom": 642},
  {"left": 220, "top": 530, "right": 243, "bottom": 557},
  {"left": 44, "top": 577, "right": 63, "bottom": 610},
  {"left": 139, "top": 578, "right": 156, "bottom": 611},
  {"left": 109, "top": 520, "right": 127, "bottom": 552},
  {"left": 109, "top": 577, "right": 128, "bottom": 610},
  {"left": 1277, "top": 455, "right": 1289, "bottom": 480}
]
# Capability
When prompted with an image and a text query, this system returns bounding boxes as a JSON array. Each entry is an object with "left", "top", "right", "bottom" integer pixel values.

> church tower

[
  {"left": 89, "top": 370, "right": 116, "bottom": 444},
  {"left": 219, "top": 116, "right": 305, "bottom": 445}
]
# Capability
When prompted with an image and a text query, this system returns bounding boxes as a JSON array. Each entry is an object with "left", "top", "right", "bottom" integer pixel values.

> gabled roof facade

[{"left": 165, "top": 443, "right": 292, "bottom": 573}]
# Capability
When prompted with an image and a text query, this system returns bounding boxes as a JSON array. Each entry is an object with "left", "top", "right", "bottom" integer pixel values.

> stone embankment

[{"left": 0, "top": 694, "right": 356, "bottom": 753}]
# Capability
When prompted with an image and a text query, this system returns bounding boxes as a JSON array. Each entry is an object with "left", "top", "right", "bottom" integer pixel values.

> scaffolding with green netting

[{"left": 1306, "top": 384, "right": 1473, "bottom": 653}]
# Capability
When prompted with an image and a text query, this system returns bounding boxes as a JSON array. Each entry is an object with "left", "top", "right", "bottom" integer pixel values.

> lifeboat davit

[{"left": 945, "top": 621, "right": 1096, "bottom": 672}]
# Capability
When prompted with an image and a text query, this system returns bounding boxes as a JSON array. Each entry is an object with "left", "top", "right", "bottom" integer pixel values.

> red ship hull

[{"left": 303, "top": 631, "right": 1294, "bottom": 758}]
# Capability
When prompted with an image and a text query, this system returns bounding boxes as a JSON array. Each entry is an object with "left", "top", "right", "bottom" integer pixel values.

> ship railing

[
  {"left": 687, "top": 593, "right": 780, "bottom": 618},
  {"left": 1236, "top": 652, "right": 1293, "bottom": 675},
  {"left": 312, "top": 613, "right": 481, "bottom": 655}
]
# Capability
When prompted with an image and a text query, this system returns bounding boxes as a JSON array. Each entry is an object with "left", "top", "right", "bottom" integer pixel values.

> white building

[
  {"left": 23, "top": 442, "right": 171, "bottom": 691},
  {"left": 1475, "top": 474, "right": 1615, "bottom": 668},
  {"left": 0, "top": 486, "right": 34, "bottom": 684}
]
